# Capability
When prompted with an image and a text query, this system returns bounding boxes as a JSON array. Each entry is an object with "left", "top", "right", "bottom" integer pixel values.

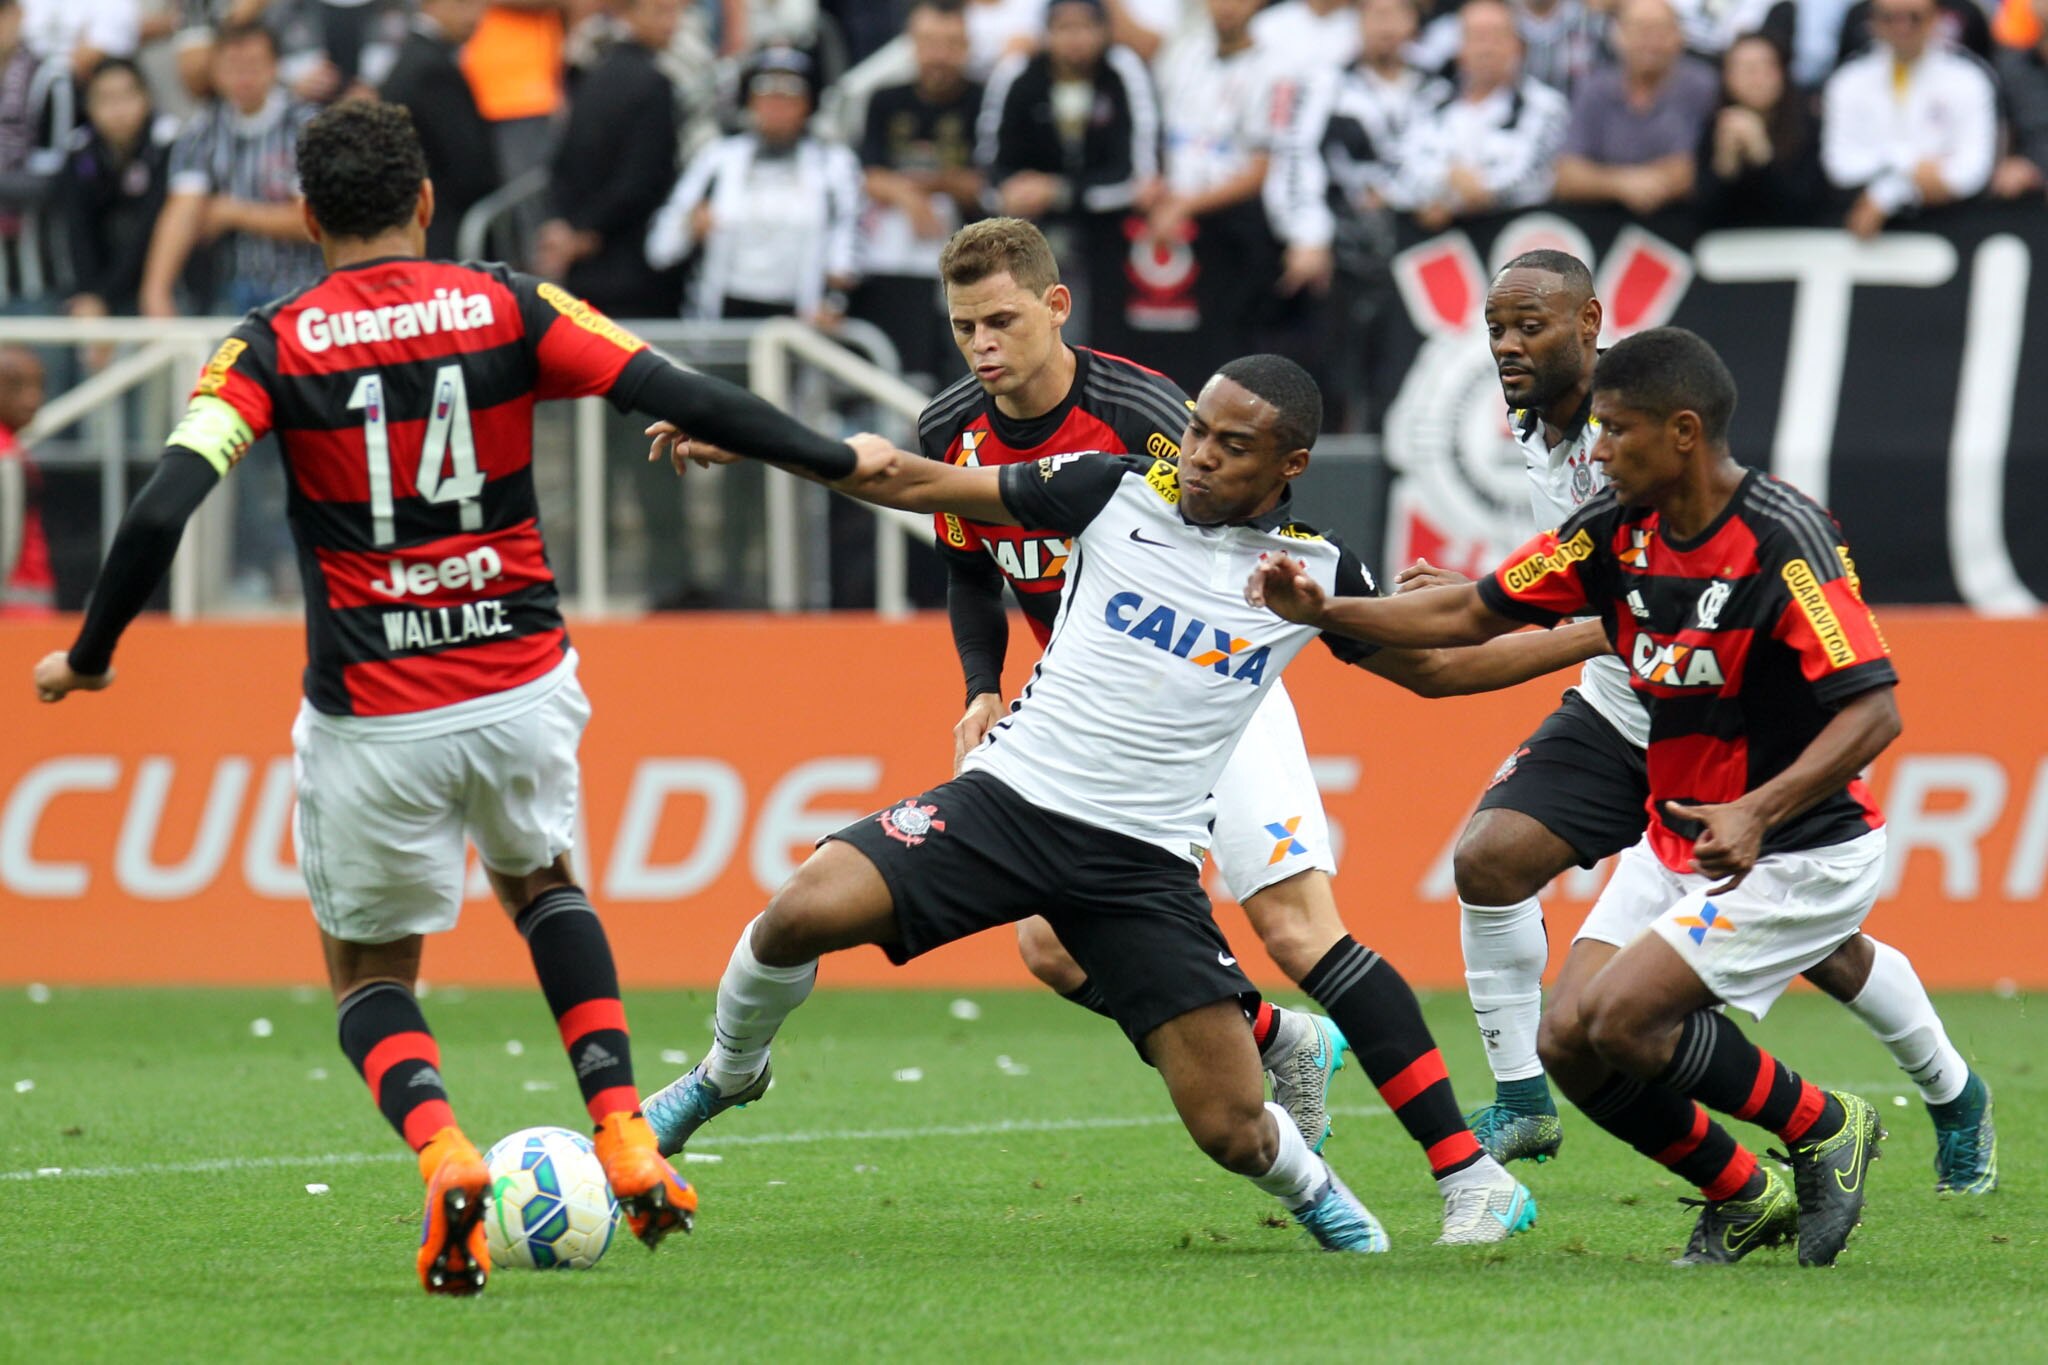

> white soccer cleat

[{"left": 1436, "top": 1162, "right": 1539, "bottom": 1245}]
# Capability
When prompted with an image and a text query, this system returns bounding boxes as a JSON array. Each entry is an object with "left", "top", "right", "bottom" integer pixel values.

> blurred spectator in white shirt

[
  {"left": 1389, "top": 0, "right": 1569, "bottom": 228},
  {"left": 1821, "top": 0, "right": 1996, "bottom": 236},
  {"left": 1251, "top": 0, "right": 1360, "bottom": 72}
]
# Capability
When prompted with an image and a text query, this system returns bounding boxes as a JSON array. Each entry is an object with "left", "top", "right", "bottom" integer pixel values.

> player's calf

[{"left": 515, "top": 885, "right": 641, "bottom": 1126}]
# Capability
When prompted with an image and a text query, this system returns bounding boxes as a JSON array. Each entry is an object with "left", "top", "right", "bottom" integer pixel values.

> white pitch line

[{"left": 0, "top": 1106, "right": 1389, "bottom": 1184}]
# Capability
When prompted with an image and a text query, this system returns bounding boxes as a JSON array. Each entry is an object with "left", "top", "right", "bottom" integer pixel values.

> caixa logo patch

[{"left": 1103, "top": 591, "right": 1270, "bottom": 684}]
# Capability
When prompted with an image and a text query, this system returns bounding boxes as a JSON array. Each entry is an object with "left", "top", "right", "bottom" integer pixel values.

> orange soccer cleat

[
  {"left": 416, "top": 1127, "right": 491, "bottom": 1296},
  {"left": 593, "top": 1112, "right": 698, "bottom": 1250}
]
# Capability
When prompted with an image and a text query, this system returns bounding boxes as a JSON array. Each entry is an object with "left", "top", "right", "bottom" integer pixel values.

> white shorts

[
  {"left": 293, "top": 675, "right": 590, "bottom": 944},
  {"left": 1210, "top": 681, "right": 1336, "bottom": 903},
  {"left": 1575, "top": 828, "right": 1888, "bottom": 1020}
]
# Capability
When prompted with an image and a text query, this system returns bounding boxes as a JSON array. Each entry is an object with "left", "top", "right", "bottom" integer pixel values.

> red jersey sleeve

[
  {"left": 1479, "top": 523, "right": 1600, "bottom": 625},
  {"left": 511, "top": 273, "right": 649, "bottom": 401},
  {"left": 936, "top": 511, "right": 985, "bottom": 555},
  {"left": 168, "top": 322, "right": 276, "bottom": 475},
  {"left": 1770, "top": 541, "right": 1898, "bottom": 705}
]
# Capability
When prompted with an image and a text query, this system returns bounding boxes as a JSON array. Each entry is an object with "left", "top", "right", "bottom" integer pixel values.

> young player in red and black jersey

[
  {"left": 907, "top": 218, "right": 1614, "bottom": 1243},
  {"left": 31, "top": 101, "right": 864, "bottom": 1295},
  {"left": 1249, "top": 327, "right": 1898, "bottom": 1267}
]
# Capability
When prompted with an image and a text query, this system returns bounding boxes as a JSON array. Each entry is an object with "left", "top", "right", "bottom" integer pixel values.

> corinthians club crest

[
  {"left": 1382, "top": 216, "right": 1693, "bottom": 582},
  {"left": 879, "top": 800, "right": 946, "bottom": 847}
]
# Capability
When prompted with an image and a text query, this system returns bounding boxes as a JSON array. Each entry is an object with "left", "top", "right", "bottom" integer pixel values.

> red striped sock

[
  {"left": 518, "top": 886, "right": 639, "bottom": 1123},
  {"left": 1580, "top": 1074, "right": 1763, "bottom": 1200},
  {"left": 1661, "top": 1011, "right": 1843, "bottom": 1143},
  {"left": 1250, "top": 1001, "right": 1277, "bottom": 1052},
  {"left": 338, "top": 983, "right": 458, "bottom": 1152}
]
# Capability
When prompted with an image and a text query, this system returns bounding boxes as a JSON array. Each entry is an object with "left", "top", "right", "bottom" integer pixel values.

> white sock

[
  {"left": 1459, "top": 896, "right": 1547, "bottom": 1083},
  {"left": 706, "top": 914, "right": 817, "bottom": 1092},
  {"left": 1436, "top": 1153, "right": 1510, "bottom": 1193},
  {"left": 1844, "top": 940, "right": 1969, "bottom": 1105},
  {"left": 1248, "top": 1102, "right": 1324, "bottom": 1211}
]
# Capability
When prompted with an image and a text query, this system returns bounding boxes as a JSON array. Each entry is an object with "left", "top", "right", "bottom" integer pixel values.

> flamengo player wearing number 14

[{"left": 30, "top": 102, "right": 868, "bottom": 1295}]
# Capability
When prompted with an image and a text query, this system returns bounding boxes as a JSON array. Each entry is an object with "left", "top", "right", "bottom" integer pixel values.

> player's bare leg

[
  {"left": 489, "top": 855, "right": 696, "bottom": 1247},
  {"left": 1804, "top": 935, "right": 1995, "bottom": 1193},
  {"left": 1580, "top": 934, "right": 1882, "bottom": 1267},
  {"left": 1145, "top": 1000, "right": 1386, "bottom": 1252},
  {"left": 1538, "top": 940, "right": 1795, "bottom": 1264},
  {"left": 324, "top": 933, "right": 489, "bottom": 1295},
  {"left": 1453, "top": 808, "right": 1575, "bottom": 1162},
  {"left": 643, "top": 842, "right": 900, "bottom": 1154},
  {"left": 1014, "top": 904, "right": 1346, "bottom": 1152}
]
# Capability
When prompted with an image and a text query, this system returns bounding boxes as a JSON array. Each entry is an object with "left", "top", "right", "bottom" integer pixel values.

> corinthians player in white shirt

[
  {"left": 1405, "top": 250, "right": 1995, "bottom": 1193},
  {"left": 643, "top": 355, "right": 1608, "bottom": 1248}
]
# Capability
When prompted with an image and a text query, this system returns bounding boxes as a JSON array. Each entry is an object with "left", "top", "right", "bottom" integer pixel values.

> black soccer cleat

[
  {"left": 1671, "top": 1165, "right": 1797, "bottom": 1266},
  {"left": 1784, "top": 1091, "right": 1884, "bottom": 1268}
]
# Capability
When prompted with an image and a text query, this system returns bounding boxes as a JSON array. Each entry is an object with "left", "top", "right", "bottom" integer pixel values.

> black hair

[
  {"left": 85, "top": 55, "right": 150, "bottom": 95},
  {"left": 214, "top": 20, "right": 280, "bottom": 57},
  {"left": 1592, "top": 326, "right": 1738, "bottom": 445},
  {"left": 1498, "top": 249, "right": 1594, "bottom": 301},
  {"left": 1216, "top": 353, "right": 1322, "bottom": 452},
  {"left": 298, "top": 100, "right": 429, "bottom": 242}
]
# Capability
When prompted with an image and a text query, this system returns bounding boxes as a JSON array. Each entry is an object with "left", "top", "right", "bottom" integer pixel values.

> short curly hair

[
  {"left": 298, "top": 100, "right": 429, "bottom": 243},
  {"left": 1216, "top": 353, "right": 1322, "bottom": 452}
]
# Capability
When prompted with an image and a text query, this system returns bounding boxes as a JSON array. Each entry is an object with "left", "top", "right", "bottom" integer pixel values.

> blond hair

[{"left": 938, "top": 218, "right": 1061, "bottom": 295}]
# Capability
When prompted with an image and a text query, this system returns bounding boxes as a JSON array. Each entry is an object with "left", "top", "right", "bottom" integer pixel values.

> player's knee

[
  {"left": 1452, "top": 817, "right": 1551, "bottom": 908},
  {"left": 756, "top": 871, "right": 843, "bottom": 966},
  {"left": 1536, "top": 997, "right": 1592, "bottom": 1075},
  {"left": 1802, "top": 934, "right": 1873, "bottom": 1002},
  {"left": 1186, "top": 1099, "right": 1275, "bottom": 1175},
  {"left": 1579, "top": 986, "right": 1658, "bottom": 1077},
  {"left": 1015, "top": 918, "right": 1085, "bottom": 993},
  {"left": 1243, "top": 874, "right": 1345, "bottom": 981}
]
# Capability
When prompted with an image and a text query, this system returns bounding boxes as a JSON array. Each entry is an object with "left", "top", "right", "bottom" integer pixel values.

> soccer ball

[{"left": 481, "top": 1126, "right": 621, "bottom": 1270}]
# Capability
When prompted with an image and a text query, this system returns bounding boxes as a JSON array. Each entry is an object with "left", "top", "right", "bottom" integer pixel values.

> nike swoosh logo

[
  {"left": 1217, "top": 952, "right": 1237, "bottom": 967},
  {"left": 1129, "top": 527, "right": 1173, "bottom": 548},
  {"left": 1473, "top": 1008, "right": 1500, "bottom": 1016}
]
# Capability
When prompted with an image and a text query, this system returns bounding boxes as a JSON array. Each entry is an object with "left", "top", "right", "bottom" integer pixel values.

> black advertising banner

[{"left": 1376, "top": 202, "right": 2048, "bottom": 608}]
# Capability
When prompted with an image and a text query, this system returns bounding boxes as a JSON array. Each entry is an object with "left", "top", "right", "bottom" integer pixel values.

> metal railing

[{"left": 0, "top": 313, "right": 933, "bottom": 617}]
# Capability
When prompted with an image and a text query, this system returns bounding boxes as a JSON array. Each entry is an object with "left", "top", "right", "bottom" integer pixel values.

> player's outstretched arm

[
  {"left": 1360, "top": 618, "right": 1611, "bottom": 698},
  {"left": 829, "top": 434, "right": 1017, "bottom": 524},
  {"left": 1667, "top": 684, "right": 1901, "bottom": 889},
  {"left": 618, "top": 357, "right": 863, "bottom": 481},
  {"left": 33, "top": 449, "right": 221, "bottom": 701},
  {"left": 1246, "top": 551, "right": 1521, "bottom": 647}
]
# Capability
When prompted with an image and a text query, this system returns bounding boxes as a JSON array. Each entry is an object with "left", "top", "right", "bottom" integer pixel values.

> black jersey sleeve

[
  {"left": 1319, "top": 543, "right": 1383, "bottom": 665},
  {"left": 66, "top": 450, "right": 221, "bottom": 675},
  {"left": 996, "top": 452, "right": 1141, "bottom": 534},
  {"left": 946, "top": 549, "right": 1010, "bottom": 702},
  {"left": 611, "top": 351, "right": 857, "bottom": 480}
]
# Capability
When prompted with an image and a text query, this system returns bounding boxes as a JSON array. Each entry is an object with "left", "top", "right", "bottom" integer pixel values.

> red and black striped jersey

[
  {"left": 174, "top": 258, "right": 647, "bottom": 722},
  {"left": 1478, "top": 469, "right": 1896, "bottom": 871},
  {"left": 917, "top": 346, "right": 1193, "bottom": 644}
]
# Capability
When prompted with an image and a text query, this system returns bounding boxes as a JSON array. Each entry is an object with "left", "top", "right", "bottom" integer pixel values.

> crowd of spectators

[{"left": 0, "top": 0, "right": 2042, "bottom": 405}]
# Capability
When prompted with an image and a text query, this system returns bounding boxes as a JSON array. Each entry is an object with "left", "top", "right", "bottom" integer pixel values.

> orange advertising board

[{"left": 2, "top": 613, "right": 2043, "bottom": 988}]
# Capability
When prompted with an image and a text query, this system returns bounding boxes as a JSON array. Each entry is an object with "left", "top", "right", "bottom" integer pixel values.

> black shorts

[
  {"left": 828, "top": 770, "right": 1257, "bottom": 1047},
  {"left": 1474, "top": 689, "right": 1650, "bottom": 868}
]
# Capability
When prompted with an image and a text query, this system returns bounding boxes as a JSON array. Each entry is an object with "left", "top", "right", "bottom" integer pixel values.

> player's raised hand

[
  {"left": 953, "top": 692, "right": 1005, "bottom": 773},
  {"left": 33, "top": 651, "right": 112, "bottom": 703},
  {"left": 1245, "top": 552, "right": 1326, "bottom": 624},
  {"left": 1394, "top": 558, "right": 1470, "bottom": 594},
  {"left": 1663, "top": 798, "right": 1765, "bottom": 893}
]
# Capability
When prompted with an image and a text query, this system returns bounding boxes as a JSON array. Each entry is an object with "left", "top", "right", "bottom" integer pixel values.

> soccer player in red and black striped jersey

[
  {"left": 1249, "top": 327, "right": 1899, "bottom": 1267},
  {"left": 31, "top": 101, "right": 863, "bottom": 1295}
]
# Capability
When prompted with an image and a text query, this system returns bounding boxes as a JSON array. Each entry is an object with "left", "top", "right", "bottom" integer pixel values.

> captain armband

[{"left": 166, "top": 395, "right": 257, "bottom": 477}]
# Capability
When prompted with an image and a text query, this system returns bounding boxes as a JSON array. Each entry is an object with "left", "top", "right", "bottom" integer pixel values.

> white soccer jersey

[
  {"left": 1511, "top": 403, "right": 1648, "bottom": 749},
  {"left": 1155, "top": 33, "right": 1285, "bottom": 197},
  {"left": 961, "top": 453, "right": 1377, "bottom": 862}
]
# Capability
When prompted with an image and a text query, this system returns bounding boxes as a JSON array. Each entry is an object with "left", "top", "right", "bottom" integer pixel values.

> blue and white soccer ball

[{"left": 481, "top": 1126, "right": 621, "bottom": 1270}]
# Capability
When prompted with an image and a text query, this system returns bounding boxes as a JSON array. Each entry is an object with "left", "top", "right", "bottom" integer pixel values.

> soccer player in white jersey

[
  {"left": 643, "top": 355, "right": 1608, "bottom": 1249},
  {"left": 1404, "top": 249, "right": 1994, "bottom": 1194}
]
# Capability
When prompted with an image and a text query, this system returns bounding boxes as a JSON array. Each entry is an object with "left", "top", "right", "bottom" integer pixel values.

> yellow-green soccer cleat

[
  {"left": 1671, "top": 1163, "right": 1797, "bottom": 1266},
  {"left": 1465, "top": 1103, "right": 1564, "bottom": 1165},
  {"left": 1786, "top": 1091, "right": 1884, "bottom": 1267}
]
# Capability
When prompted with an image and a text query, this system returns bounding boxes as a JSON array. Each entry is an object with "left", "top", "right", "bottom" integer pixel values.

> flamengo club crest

[
  {"left": 1381, "top": 216, "right": 1693, "bottom": 581},
  {"left": 879, "top": 801, "right": 946, "bottom": 847}
]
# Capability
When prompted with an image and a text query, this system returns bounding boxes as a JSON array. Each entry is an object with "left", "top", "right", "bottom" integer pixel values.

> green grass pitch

[{"left": 1, "top": 985, "right": 2040, "bottom": 1362}]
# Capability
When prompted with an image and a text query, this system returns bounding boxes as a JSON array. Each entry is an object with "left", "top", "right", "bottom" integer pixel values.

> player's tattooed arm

[
  {"left": 1667, "top": 684, "right": 1901, "bottom": 890},
  {"left": 1247, "top": 552, "right": 1522, "bottom": 647},
  {"left": 1360, "top": 619, "right": 1611, "bottom": 698}
]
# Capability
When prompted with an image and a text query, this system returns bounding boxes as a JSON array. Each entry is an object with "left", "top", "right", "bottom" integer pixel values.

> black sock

[
  {"left": 1659, "top": 1010, "right": 1842, "bottom": 1144},
  {"left": 1579, "top": 1071, "right": 1763, "bottom": 1200},
  {"left": 1300, "top": 937, "right": 1482, "bottom": 1177},
  {"left": 516, "top": 886, "right": 638, "bottom": 1125},
  {"left": 1060, "top": 979, "right": 1115, "bottom": 1020},
  {"left": 337, "top": 981, "right": 456, "bottom": 1151}
]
